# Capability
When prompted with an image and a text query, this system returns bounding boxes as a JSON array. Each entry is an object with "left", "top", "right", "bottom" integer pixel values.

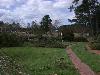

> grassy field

[
  {"left": 71, "top": 42, "right": 100, "bottom": 73},
  {"left": 0, "top": 47, "right": 79, "bottom": 75}
]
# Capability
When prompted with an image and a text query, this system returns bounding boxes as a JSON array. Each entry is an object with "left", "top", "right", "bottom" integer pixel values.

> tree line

[
  {"left": 69, "top": 0, "right": 100, "bottom": 49},
  {"left": 69, "top": 0, "right": 100, "bottom": 37}
]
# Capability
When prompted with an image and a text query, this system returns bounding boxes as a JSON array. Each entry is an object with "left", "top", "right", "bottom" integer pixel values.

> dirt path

[
  {"left": 89, "top": 50, "right": 100, "bottom": 55},
  {"left": 86, "top": 45, "right": 100, "bottom": 55},
  {"left": 66, "top": 47, "right": 95, "bottom": 75}
]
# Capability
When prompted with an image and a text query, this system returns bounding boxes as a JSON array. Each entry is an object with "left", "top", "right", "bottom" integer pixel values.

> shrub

[
  {"left": 96, "top": 34, "right": 100, "bottom": 42},
  {"left": 0, "top": 32, "right": 24, "bottom": 47},
  {"left": 46, "top": 40, "right": 64, "bottom": 48},
  {"left": 91, "top": 43, "right": 100, "bottom": 50},
  {"left": 91, "top": 34, "right": 100, "bottom": 50},
  {"left": 74, "top": 37, "right": 88, "bottom": 42},
  {"left": 62, "top": 32, "right": 74, "bottom": 41},
  {"left": 23, "top": 42, "right": 34, "bottom": 47},
  {"left": 31, "top": 37, "right": 65, "bottom": 48}
]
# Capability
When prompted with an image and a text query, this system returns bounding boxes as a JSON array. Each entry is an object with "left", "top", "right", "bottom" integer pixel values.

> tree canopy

[
  {"left": 40, "top": 15, "right": 52, "bottom": 34},
  {"left": 69, "top": 0, "right": 100, "bottom": 36}
]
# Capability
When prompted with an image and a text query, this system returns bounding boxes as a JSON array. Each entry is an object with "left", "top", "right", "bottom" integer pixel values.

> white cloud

[
  {"left": 0, "top": 0, "right": 15, "bottom": 8},
  {"left": 54, "top": 0, "right": 74, "bottom": 8},
  {"left": 0, "top": 0, "right": 75, "bottom": 26}
]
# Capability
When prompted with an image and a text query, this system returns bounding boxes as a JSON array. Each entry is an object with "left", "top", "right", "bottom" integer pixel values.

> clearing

[{"left": 0, "top": 47, "right": 79, "bottom": 75}]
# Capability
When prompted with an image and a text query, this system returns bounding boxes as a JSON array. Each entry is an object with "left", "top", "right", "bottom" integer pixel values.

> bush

[
  {"left": 90, "top": 34, "right": 100, "bottom": 50},
  {"left": 96, "top": 34, "right": 100, "bottom": 42},
  {"left": 31, "top": 37, "right": 65, "bottom": 48},
  {"left": 62, "top": 32, "right": 74, "bottom": 41},
  {"left": 46, "top": 40, "right": 64, "bottom": 48},
  {"left": 0, "top": 33, "right": 24, "bottom": 47},
  {"left": 91, "top": 43, "right": 100, "bottom": 50},
  {"left": 74, "top": 37, "right": 88, "bottom": 42},
  {"left": 23, "top": 42, "right": 34, "bottom": 47}
]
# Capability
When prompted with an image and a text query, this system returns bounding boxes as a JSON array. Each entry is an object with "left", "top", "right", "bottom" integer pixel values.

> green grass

[
  {"left": 0, "top": 47, "right": 79, "bottom": 75},
  {"left": 71, "top": 42, "right": 100, "bottom": 73}
]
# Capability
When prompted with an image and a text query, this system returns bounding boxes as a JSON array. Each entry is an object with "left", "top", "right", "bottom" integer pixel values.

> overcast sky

[{"left": 0, "top": 0, "right": 82, "bottom": 26}]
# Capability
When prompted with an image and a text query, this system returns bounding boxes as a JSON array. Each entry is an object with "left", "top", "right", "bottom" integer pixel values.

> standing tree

[
  {"left": 31, "top": 21, "right": 42, "bottom": 35},
  {"left": 59, "top": 25, "right": 74, "bottom": 41},
  {"left": 40, "top": 15, "right": 52, "bottom": 35},
  {"left": 0, "top": 21, "right": 4, "bottom": 32},
  {"left": 69, "top": 0, "right": 100, "bottom": 37},
  {"left": 27, "top": 23, "right": 31, "bottom": 28},
  {"left": 53, "top": 20, "right": 60, "bottom": 29}
]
